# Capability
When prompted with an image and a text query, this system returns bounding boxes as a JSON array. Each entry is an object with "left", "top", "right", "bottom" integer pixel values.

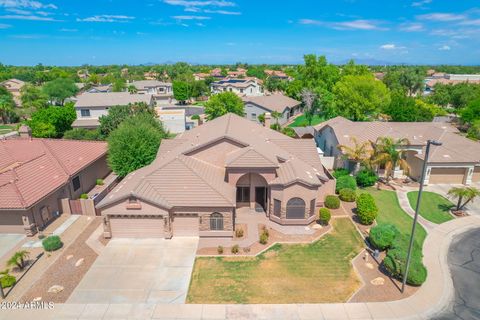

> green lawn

[
  {"left": 362, "top": 188, "right": 427, "bottom": 246},
  {"left": 0, "top": 124, "right": 15, "bottom": 135},
  {"left": 288, "top": 114, "right": 324, "bottom": 127},
  {"left": 187, "top": 218, "right": 364, "bottom": 304},
  {"left": 407, "top": 191, "right": 454, "bottom": 224}
]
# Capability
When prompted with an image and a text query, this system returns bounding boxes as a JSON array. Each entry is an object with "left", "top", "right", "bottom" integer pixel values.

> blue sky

[{"left": 0, "top": 0, "right": 479, "bottom": 65}]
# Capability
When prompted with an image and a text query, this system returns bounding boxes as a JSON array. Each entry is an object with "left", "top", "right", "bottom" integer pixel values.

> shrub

[
  {"left": 356, "top": 169, "right": 378, "bottom": 187},
  {"left": 235, "top": 228, "right": 244, "bottom": 238},
  {"left": 335, "top": 175, "right": 357, "bottom": 193},
  {"left": 383, "top": 246, "right": 427, "bottom": 286},
  {"left": 42, "top": 235, "right": 63, "bottom": 252},
  {"left": 369, "top": 224, "right": 399, "bottom": 250},
  {"left": 259, "top": 233, "right": 268, "bottom": 245},
  {"left": 325, "top": 195, "right": 340, "bottom": 209},
  {"left": 318, "top": 208, "right": 331, "bottom": 225},
  {"left": 333, "top": 168, "right": 349, "bottom": 178},
  {"left": 231, "top": 245, "right": 239, "bottom": 254},
  {"left": 191, "top": 114, "right": 200, "bottom": 120},
  {"left": 80, "top": 193, "right": 89, "bottom": 199},
  {"left": 217, "top": 246, "right": 224, "bottom": 254},
  {"left": 356, "top": 193, "right": 378, "bottom": 225},
  {"left": 261, "top": 226, "right": 269, "bottom": 237},
  {"left": 96, "top": 179, "right": 104, "bottom": 186},
  {"left": 0, "top": 273, "right": 16, "bottom": 288},
  {"left": 339, "top": 188, "right": 356, "bottom": 202}
]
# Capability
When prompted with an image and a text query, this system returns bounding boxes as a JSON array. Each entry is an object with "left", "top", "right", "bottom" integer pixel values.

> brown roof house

[
  {"left": 0, "top": 133, "right": 110, "bottom": 235},
  {"left": 243, "top": 94, "right": 302, "bottom": 125},
  {"left": 97, "top": 113, "right": 335, "bottom": 239},
  {"left": 315, "top": 116, "right": 480, "bottom": 185}
]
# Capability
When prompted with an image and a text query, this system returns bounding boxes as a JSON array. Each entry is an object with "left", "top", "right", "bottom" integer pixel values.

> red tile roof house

[
  {"left": 97, "top": 113, "right": 335, "bottom": 239},
  {"left": 0, "top": 133, "right": 110, "bottom": 235}
]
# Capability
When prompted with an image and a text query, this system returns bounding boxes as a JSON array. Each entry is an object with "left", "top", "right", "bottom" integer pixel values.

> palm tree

[
  {"left": 7, "top": 250, "right": 30, "bottom": 270},
  {"left": 271, "top": 111, "right": 282, "bottom": 125},
  {"left": 337, "top": 137, "right": 372, "bottom": 175},
  {"left": 447, "top": 187, "right": 480, "bottom": 211},
  {"left": 372, "top": 137, "right": 410, "bottom": 182},
  {"left": 0, "top": 96, "right": 14, "bottom": 124},
  {"left": 127, "top": 85, "right": 138, "bottom": 94}
]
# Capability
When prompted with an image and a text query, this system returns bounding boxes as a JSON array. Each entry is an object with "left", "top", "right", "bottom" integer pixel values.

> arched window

[
  {"left": 286, "top": 198, "right": 306, "bottom": 219},
  {"left": 210, "top": 212, "right": 224, "bottom": 231}
]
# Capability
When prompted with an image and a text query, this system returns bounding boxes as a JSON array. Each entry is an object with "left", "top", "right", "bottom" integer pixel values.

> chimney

[
  {"left": 18, "top": 125, "right": 32, "bottom": 138},
  {"left": 264, "top": 112, "right": 271, "bottom": 128}
]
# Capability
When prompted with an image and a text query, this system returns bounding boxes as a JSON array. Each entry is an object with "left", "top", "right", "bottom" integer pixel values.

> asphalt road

[{"left": 434, "top": 227, "right": 480, "bottom": 320}]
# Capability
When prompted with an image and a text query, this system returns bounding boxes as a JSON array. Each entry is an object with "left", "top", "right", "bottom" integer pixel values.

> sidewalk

[
  {"left": 394, "top": 186, "right": 437, "bottom": 231},
  {"left": 3, "top": 215, "right": 479, "bottom": 319}
]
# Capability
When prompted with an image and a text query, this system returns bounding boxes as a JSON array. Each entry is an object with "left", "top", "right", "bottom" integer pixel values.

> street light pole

[{"left": 402, "top": 139, "right": 442, "bottom": 293}]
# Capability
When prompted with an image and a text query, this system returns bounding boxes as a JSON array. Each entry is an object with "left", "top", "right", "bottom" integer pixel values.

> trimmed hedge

[
  {"left": 339, "top": 188, "right": 356, "bottom": 202},
  {"left": 42, "top": 235, "right": 63, "bottom": 252},
  {"left": 335, "top": 175, "right": 357, "bottom": 193},
  {"left": 0, "top": 273, "right": 16, "bottom": 288},
  {"left": 325, "top": 195, "right": 340, "bottom": 209},
  {"left": 356, "top": 169, "right": 378, "bottom": 187},
  {"left": 369, "top": 224, "right": 399, "bottom": 250},
  {"left": 356, "top": 193, "right": 378, "bottom": 225},
  {"left": 333, "top": 168, "right": 349, "bottom": 179},
  {"left": 383, "top": 246, "right": 427, "bottom": 286},
  {"left": 318, "top": 208, "right": 331, "bottom": 225}
]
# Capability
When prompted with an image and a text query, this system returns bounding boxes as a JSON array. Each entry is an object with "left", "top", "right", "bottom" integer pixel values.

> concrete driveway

[
  {"left": 426, "top": 183, "right": 480, "bottom": 215},
  {"left": 67, "top": 237, "right": 198, "bottom": 304},
  {"left": 0, "top": 234, "right": 25, "bottom": 259}
]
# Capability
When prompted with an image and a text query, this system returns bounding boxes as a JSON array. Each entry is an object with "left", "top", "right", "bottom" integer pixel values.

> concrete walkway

[
  {"left": 394, "top": 186, "right": 437, "bottom": 231},
  {"left": 3, "top": 215, "right": 480, "bottom": 320},
  {"left": 22, "top": 215, "right": 80, "bottom": 248}
]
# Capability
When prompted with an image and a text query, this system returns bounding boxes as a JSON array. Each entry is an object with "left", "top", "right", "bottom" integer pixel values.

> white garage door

[
  {"left": 110, "top": 216, "right": 165, "bottom": 238},
  {"left": 429, "top": 168, "right": 466, "bottom": 184},
  {"left": 172, "top": 216, "right": 199, "bottom": 237}
]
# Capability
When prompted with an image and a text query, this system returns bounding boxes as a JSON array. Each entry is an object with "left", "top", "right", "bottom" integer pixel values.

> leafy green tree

[
  {"left": 384, "top": 91, "right": 445, "bottom": 122},
  {"left": 467, "top": 120, "right": 480, "bottom": 140},
  {"left": 298, "top": 54, "right": 340, "bottom": 92},
  {"left": 112, "top": 79, "right": 126, "bottom": 92},
  {"left": 20, "top": 84, "right": 48, "bottom": 111},
  {"left": 27, "top": 103, "right": 76, "bottom": 138},
  {"left": 42, "top": 78, "right": 78, "bottom": 105},
  {"left": 383, "top": 68, "right": 424, "bottom": 96},
  {"left": 173, "top": 81, "right": 191, "bottom": 103},
  {"left": 342, "top": 60, "right": 370, "bottom": 77},
  {"left": 63, "top": 128, "right": 103, "bottom": 141},
  {"left": 429, "top": 83, "right": 480, "bottom": 109},
  {"left": 459, "top": 99, "right": 480, "bottom": 125},
  {"left": 107, "top": 114, "right": 167, "bottom": 177},
  {"left": 204, "top": 92, "right": 244, "bottom": 120},
  {"left": 127, "top": 85, "right": 137, "bottom": 94},
  {"left": 0, "top": 88, "right": 15, "bottom": 123},
  {"left": 333, "top": 75, "right": 391, "bottom": 121},
  {"left": 99, "top": 102, "right": 155, "bottom": 137},
  {"left": 190, "top": 80, "right": 209, "bottom": 98}
]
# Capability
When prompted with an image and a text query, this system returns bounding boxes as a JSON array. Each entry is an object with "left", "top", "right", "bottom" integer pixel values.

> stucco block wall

[
  {"left": 406, "top": 151, "right": 424, "bottom": 181},
  {"left": 315, "top": 127, "right": 344, "bottom": 168},
  {"left": 70, "top": 155, "right": 111, "bottom": 199}
]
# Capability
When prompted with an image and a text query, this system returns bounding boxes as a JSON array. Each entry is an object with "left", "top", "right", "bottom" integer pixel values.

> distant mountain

[{"left": 336, "top": 58, "right": 404, "bottom": 66}]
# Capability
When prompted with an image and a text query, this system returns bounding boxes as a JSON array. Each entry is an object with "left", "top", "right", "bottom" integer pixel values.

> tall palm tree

[
  {"left": 372, "top": 137, "right": 410, "bottom": 182},
  {"left": 337, "top": 137, "right": 372, "bottom": 175},
  {"left": 447, "top": 186, "right": 480, "bottom": 211},
  {"left": 0, "top": 96, "right": 14, "bottom": 124}
]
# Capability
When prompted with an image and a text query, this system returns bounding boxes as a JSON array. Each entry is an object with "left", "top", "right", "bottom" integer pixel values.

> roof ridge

[
  {"left": 40, "top": 139, "right": 71, "bottom": 177},
  {"left": 9, "top": 177, "right": 27, "bottom": 208}
]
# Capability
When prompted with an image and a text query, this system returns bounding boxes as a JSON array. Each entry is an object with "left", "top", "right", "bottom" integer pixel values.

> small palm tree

[
  {"left": 271, "top": 111, "right": 282, "bottom": 125},
  {"left": 372, "top": 137, "right": 410, "bottom": 182},
  {"left": 447, "top": 187, "right": 480, "bottom": 211},
  {"left": 7, "top": 250, "right": 30, "bottom": 271},
  {"left": 337, "top": 137, "right": 372, "bottom": 175},
  {"left": 127, "top": 85, "right": 138, "bottom": 94}
]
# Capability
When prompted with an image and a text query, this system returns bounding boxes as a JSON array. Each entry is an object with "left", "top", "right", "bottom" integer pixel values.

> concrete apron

[{"left": 2, "top": 216, "right": 480, "bottom": 320}]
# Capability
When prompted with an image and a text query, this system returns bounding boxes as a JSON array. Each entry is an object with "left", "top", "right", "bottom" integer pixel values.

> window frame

[
  {"left": 210, "top": 212, "right": 224, "bottom": 231},
  {"left": 286, "top": 197, "right": 306, "bottom": 219},
  {"left": 80, "top": 109, "right": 91, "bottom": 117},
  {"left": 236, "top": 186, "right": 250, "bottom": 203},
  {"left": 72, "top": 176, "right": 81, "bottom": 192},
  {"left": 273, "top": 199, "right": 281, "bottom": 217}
]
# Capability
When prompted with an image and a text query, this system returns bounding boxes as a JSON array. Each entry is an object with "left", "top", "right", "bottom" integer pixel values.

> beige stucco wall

[
  {"left": 315, "top": 126, "right": 345, "bottom": 168},
  {"left": 174, "top": 207, "right": 234, "bottom": 237},
  {"left": 406, "top": 151, "right": 425, "bottom": 181},
  {"left": 187, "top": 138, "right": 244, "bottom": 167},
  {"left": 70, "top": 155, "right": 111, "bottom": 199},
  {"left": 0, "top": 210, "right": 27, "bottom": 233}
]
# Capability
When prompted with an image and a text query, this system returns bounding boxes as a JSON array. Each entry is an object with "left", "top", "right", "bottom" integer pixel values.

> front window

[
  {"left": 286, "top": 197, "right": 305, "bottom": 219},
  {"left": 252, "top": 113, "right": 257, "bottom": 120},
  {"left": 80, "top": 109, "right": 90, "bottom": 117},
  {"left": 210, "top": 212, "right": 224, "bottom": 230},
  {"left": 274, "top": 199, "right": 281, "bottom": 217},
  {"left": 72, "top": 176, "right": 81, "bottom": 192},
  {"left": 236, "top": 186, "right": 250, "bottom": 202},
  {"left": 310, "top": 199, "right": 316, "bottom": 216}
]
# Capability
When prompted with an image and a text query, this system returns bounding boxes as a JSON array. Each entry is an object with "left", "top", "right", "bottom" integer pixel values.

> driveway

[
  {"left": 0, "top": 234, "right": 25, "bottom": 259},
  {"left": 433, "top": 227, "right": 480, "bottom": 319},
  {"left": 426, "top": 183, "right": 480, "bottom": 215},
  {"left": 67, "top": 237, "right": 198, "bottom": 304}
]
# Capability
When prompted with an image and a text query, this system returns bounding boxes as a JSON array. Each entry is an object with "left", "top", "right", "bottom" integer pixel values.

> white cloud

[
  {"left": 459, "top": 19, "right": 480, "bottom": 26},
  {"left": 0, "top": 22, "right": 11, "bottom": 28},
  {"left": 203, "top": 9, "right": 240, "bottom": 15},
  {"left": 438, "top": 45, "right": 451, "bottom": 51},
  {"left": 399, "top": 22, "right": 424, "bottom": 32},
  {"left": 0, "top": 0, "right": 57, "bottom": 10},
  {"left": 172, "top": 15, "right": 211, "bottom": 20},
  {"left": 0, "top": 14, "right": 56, "bottom": 20},
  {"left": 77, "top": 15, "right": 135, "bottom": 23},
  {"left": 163, "top": 0, "right": 235, "bottom": 7},
  {"left": 380, "top": 43, "right": 406, "bottom": 50},
  {"left": 417, "top": 13, "right": 466, "bottom": 21},
  {"left": 411, "top": 0, "right": 431, "bottom": 7},
  {"left": 299, "top": 19, "right": 388, "bottom": 31}
]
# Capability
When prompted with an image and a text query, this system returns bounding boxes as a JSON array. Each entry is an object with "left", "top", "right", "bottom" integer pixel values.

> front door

[{"left": 255, "top": 187, "right": 267, "bottom": 211}]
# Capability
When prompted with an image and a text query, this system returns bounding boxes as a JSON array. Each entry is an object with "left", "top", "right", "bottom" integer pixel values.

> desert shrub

[
  {"left": 325, "top": 195, "right": 340, "bottom": 209},
  {"left": 369, "top": 224, "right": 399, "bottom": 250},
  {"left": 191, "top": 114, "right": 200, "bottom": 120},
  {"left": 318, "top": 208, "right": 331, "bottom": 225},
  {"left": 80, "top": 193, "right": 89, "bottom": 199},
  {"left": 217, "top": 246, "right": 224, "bottom": 254},
  {"left": 339, "top": 188, "right": 356, "bottom": 202},
  {"left": 261, "top": 226, "right": 269, "bottom": 237},
  {"left": 333, "top": 168, "right": 349, "bottom": 178},
  {"left": 235, "top": 228, "right": 244, "bottom": 238},
  {"left": 0, "top": 273, "right": 16, "bottom": 288},
  {"left": 335, "top": 175, "right": 357, "bottom": 193},
  {"left": 356, "top": 169, "right": 378, "bottom": 187},
  {"left": 42, "top": 235, "right": 63, "bottom": 252},
  {"left": 231, "top": 245, "right": 239, "bottom": 254},
  {"left": 96, "top": 179, "right": 104, "bottom": 186},
  {"left": 356, "top": 193, "right": 378, "bottom": 225},
  {"left": 383, "top": 246, "right": 427, "bottom": 286},
  {"left": 259, "top": 233, "right": 268, "bottom": 245}
]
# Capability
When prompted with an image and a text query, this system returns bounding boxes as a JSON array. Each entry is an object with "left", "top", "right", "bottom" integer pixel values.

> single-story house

[
  {"left": 242, "top": 94, "right": 302, "bottom": 125},
  {"left": 314, "top": 116, "right": 480, "bottom": 185},
  {"left": 86, "top": 84, "right": 112, "bottom": 93},
  {"left": 264, "top": 70, "right": 291, "bottom": 81},
  {"left": 1, "top": 78, "right": 25, "bottom": 106},
  {"left": 156, "top": 108, "right": 186, "bottom": 134},
  {"left": 0, "top": 130, "right": 109, "bottom": 235},
  {"left": 72, "top": 92, "right": 154, "bottom": 129},
  {"left": 211, "top": 78, "right": 263, "bottom": 97},
  {"left": 97, "top": 113, "right": 335, "bottom": 239},
  {"left": 129, "top": 80, "right": 174, "bottom": 105}
]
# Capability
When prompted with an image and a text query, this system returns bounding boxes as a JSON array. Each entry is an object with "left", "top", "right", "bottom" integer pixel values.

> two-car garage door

[
  {"left": 172, "top": 216, "right": 199, "bottom": 237},
  {"left": 109, "top": 216, "right": 165, "bottom": 238},
  {"left": 428, "top": 168, "right": 466, "bottom": 184}
]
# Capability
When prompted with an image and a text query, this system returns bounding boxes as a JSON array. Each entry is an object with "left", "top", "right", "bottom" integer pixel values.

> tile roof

[
  {"left": 75, "top": 92, "right": 153, "bottom": 108},
  {"left": 242, "top": 94, "right": 301, "bottom": 113},
  {"left": 130, "top": 80, "right": 172, "bottom": 90},
  {"left": 98, "top": 113, "right": 330, "bottom": 209},
  {"left": 0, "top": 138, "right": 107, "bottom": 209}
]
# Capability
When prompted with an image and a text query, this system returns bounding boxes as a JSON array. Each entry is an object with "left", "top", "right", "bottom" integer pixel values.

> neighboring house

[
  {"left": 194, "top": 73, "right": 210, "bottom": 81},
  {"left": 264, "top": 70, "right": 291, "bottom": 81},
  {"left": 144, "top": 71, "right": 159, "bottom": 80},
  {"left": 156, "top": 108, "right": 186, "bottom": 134},
  {"left": 86, "top": 84, "right": 112, "bottom": 93},
  {"left": 314, "top": 116, "right": 480, "bottom": 185},
  {"left": 130, "top": 80, "right": 173, "bottom": 105},
  {"left": 227, "top": 68, "right": 247, "bottom": 78},
  {"left": 1, "top": 78, "right": 25, "bottom": 106},
  {"left": 211, "top": 78, "right": 263, "bottom": 97},
  {"left": 424, "top": 73, "right": 480, "bottom": 93},
  {"left": 72, "top": 92, "right": 153, "bottom": 129},
  {"left": 0, "top": 131, "right": 109, "bottom": 236},
  {"left": 242, "top": 93, "right": 302, "bottom": 125},
  {"left": 97, "top": 113, "right": 335, "bottom": 239},
  {"left": 210, "top": 68, "right": 223, "bottom": 78}
]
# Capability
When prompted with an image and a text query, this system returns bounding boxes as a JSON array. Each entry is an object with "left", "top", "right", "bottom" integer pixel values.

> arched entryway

[
  {"left": 236, "top": 173, "right": 268, "bottom": 211},
  {"left": 286, "top": 198, "right": 306, "bottom": 219}
]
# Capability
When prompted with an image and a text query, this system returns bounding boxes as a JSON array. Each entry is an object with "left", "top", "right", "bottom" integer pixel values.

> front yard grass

[
  {"left": 362, "top": 188, "right": 427, "bottom": 246},
  {"left": 407, "top": 191, "right": 454, "bottom": 224},
  {"left": 0, "top": 124, "right": 15, "bottom": 134},
  {"left": 288, "top": 114, "right": 324, "bottom": 128},
  {"left": 187, "top": 218, "right": 363, "bottom": 304}
]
